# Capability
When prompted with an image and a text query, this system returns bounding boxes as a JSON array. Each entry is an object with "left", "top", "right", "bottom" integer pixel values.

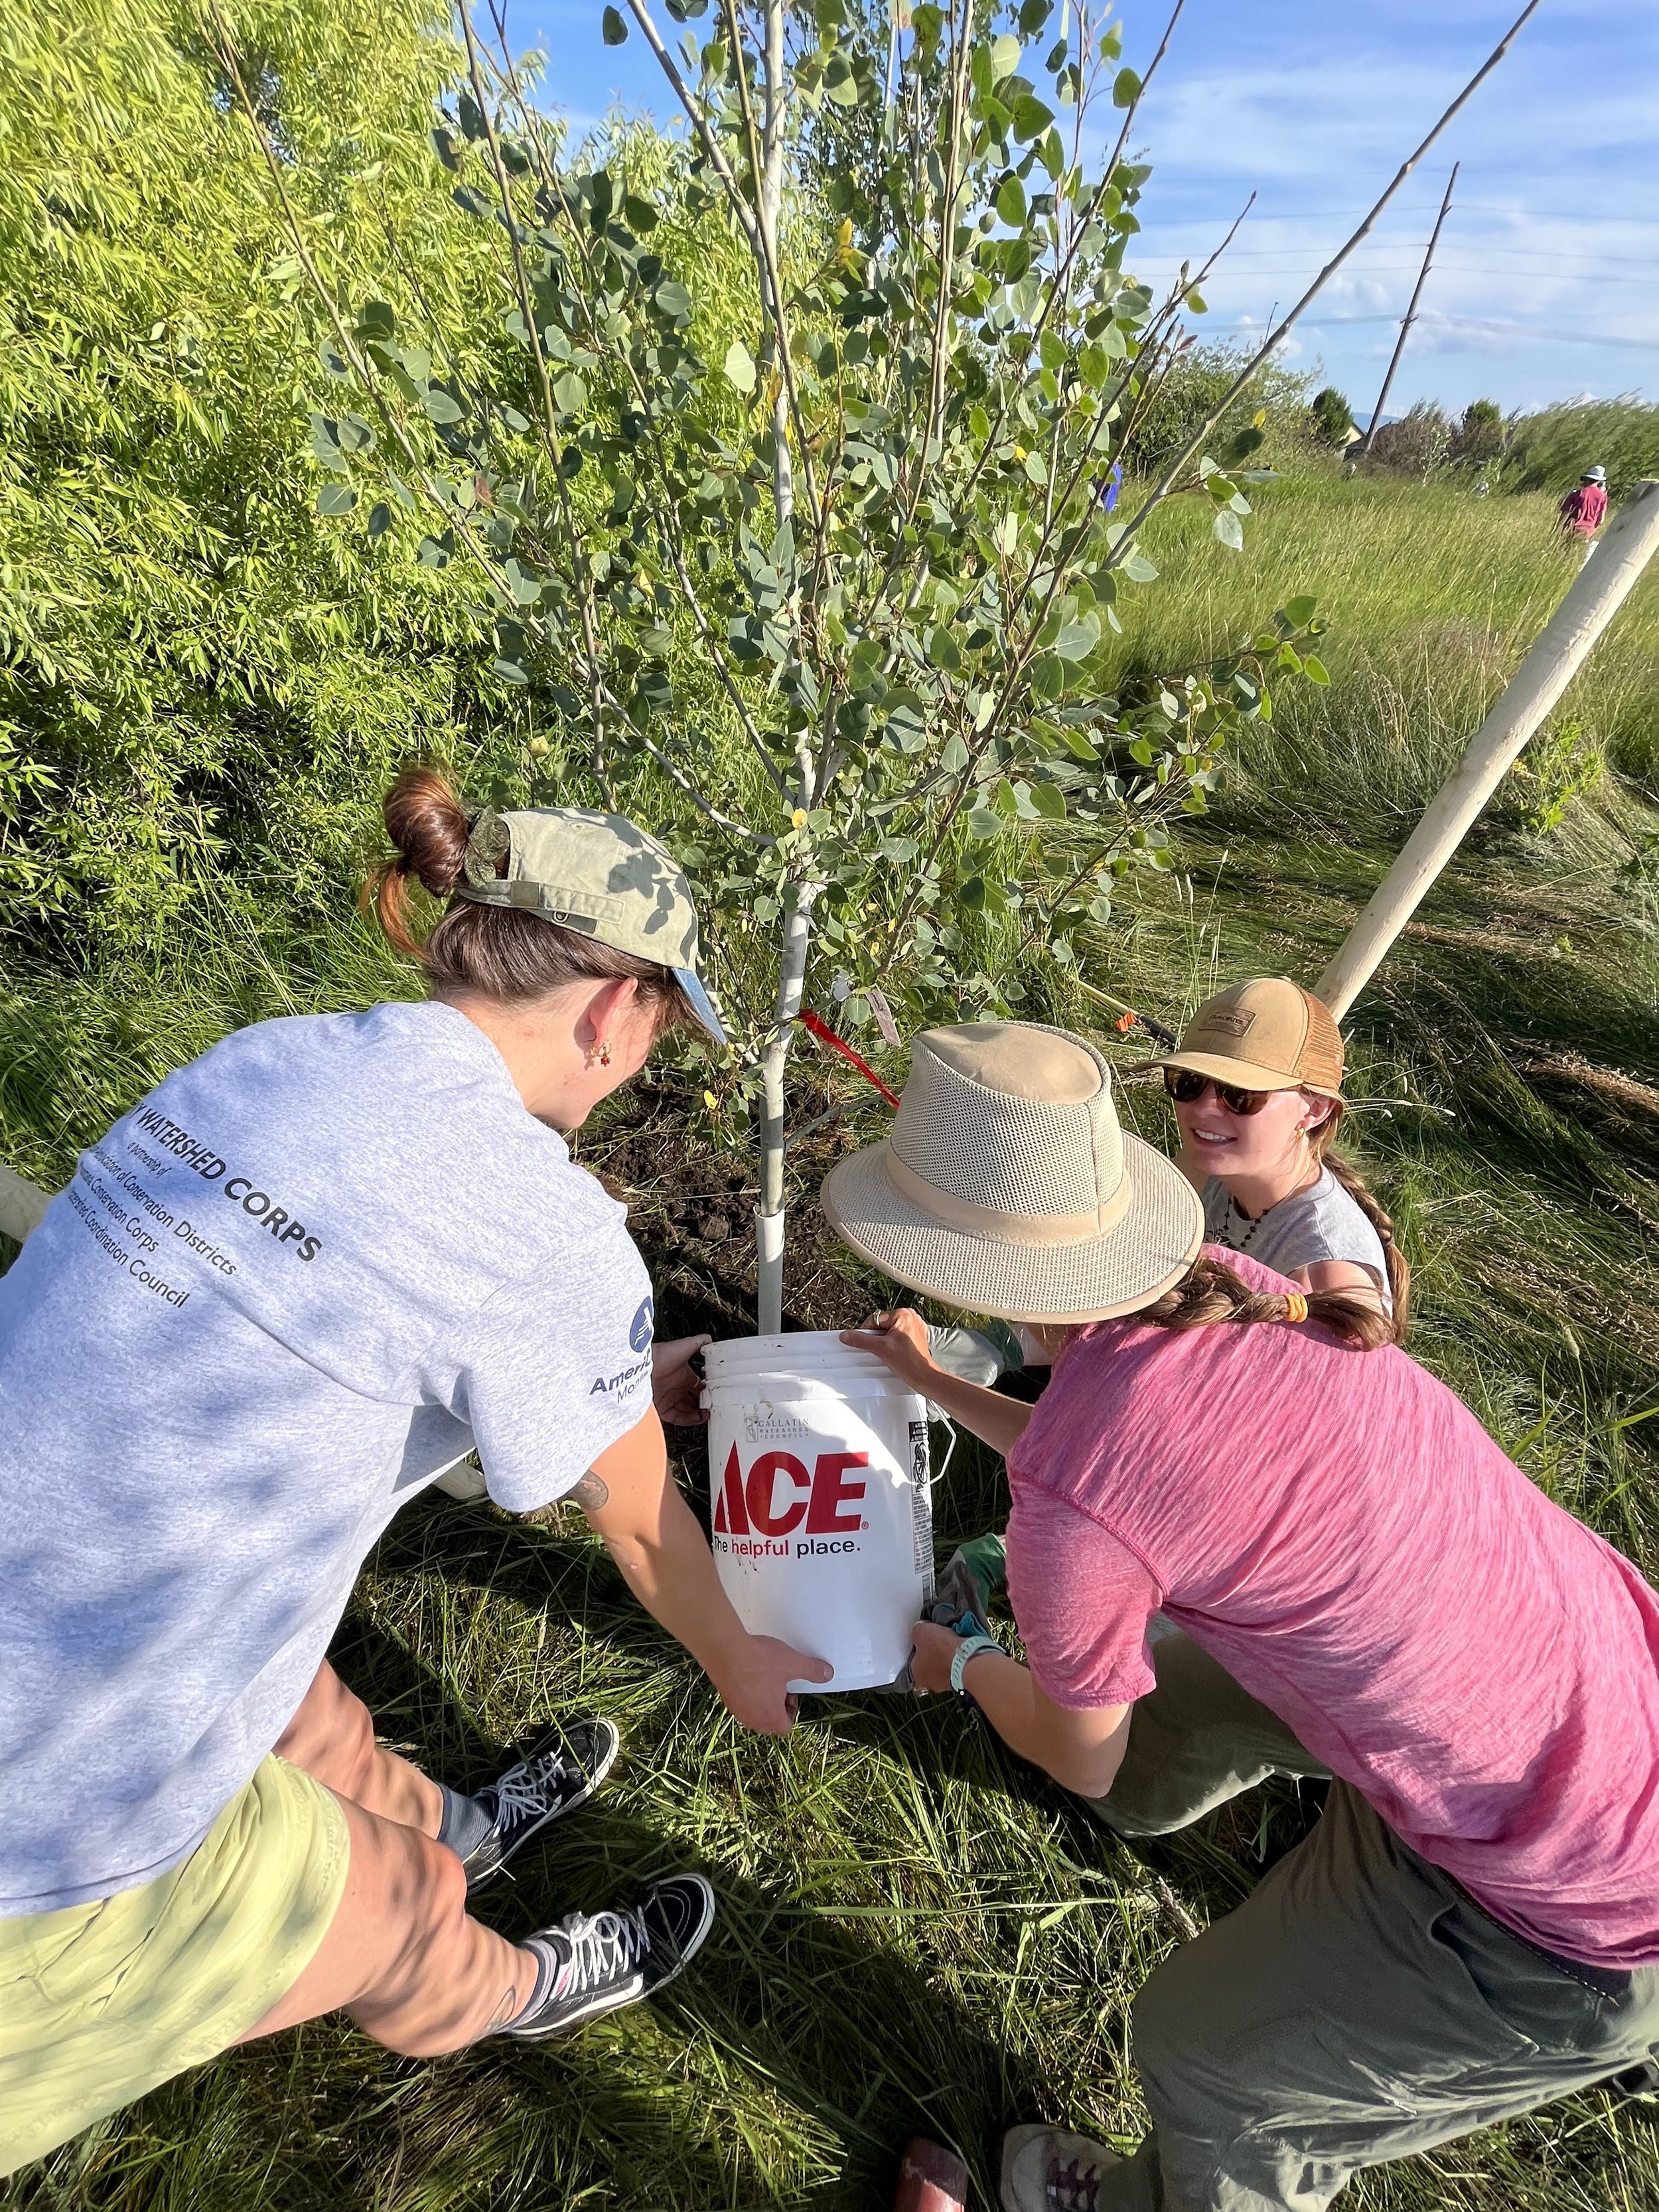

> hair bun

[{"left": 383, "top": 767, "right": 470, "bottom": 897}]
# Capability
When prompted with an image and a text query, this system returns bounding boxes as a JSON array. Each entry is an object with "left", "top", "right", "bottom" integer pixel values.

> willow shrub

[{"left": 0, "top": 0, "right": 515, "bottom": 962}]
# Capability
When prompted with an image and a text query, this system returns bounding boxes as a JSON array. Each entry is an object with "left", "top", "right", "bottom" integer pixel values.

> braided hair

[
  {"left": 1141, "top": 1254, "right": 1395, "bottom": 1353},
  {"left": 1305, "top": 1101, "right": 1411, "bottom": 1339}
]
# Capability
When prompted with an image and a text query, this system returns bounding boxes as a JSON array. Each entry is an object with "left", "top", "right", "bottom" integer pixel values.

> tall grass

[
  {"left": 1125, "top": 475, "right": 1659, "bottom": 810},
  {"left": 7, "top": 475, "right": 1659, "bottom": 2211}
]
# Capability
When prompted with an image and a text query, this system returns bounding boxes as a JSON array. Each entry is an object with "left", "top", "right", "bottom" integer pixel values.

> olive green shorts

[{"left": 0, "top": 1753, "right": 348, "bottom": 2179}]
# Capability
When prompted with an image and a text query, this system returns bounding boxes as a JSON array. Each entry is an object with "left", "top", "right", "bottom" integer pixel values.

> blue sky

[{"left": 502, "top": 0, "right": 1656, "bottom": 417}]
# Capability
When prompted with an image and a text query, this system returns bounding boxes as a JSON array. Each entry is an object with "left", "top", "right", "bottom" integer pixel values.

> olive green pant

[{"left": 1082, "top": 1634, "right": 1659, "bottom": 2212}]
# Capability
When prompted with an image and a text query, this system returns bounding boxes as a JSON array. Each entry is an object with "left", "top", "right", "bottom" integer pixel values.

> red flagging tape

[{"left": 798, "top": 1009, "right": 902, "bottom": 1110}]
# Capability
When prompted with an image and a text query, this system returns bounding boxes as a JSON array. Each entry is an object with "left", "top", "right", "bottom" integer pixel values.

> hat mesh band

[
  {"left": 883, "top": 1143, "right": 1133, "bottom": 1246},
  {"left": 894, "top": 1084, "right": 1118, "bottom": 1215}
]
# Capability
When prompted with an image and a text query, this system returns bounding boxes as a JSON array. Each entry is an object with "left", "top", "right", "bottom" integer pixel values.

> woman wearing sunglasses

[
  {"left": 824, "top": 1022, "right": 1659, "bottom": 2212},
  {"left": 1153, "top": 978, "right": 1407, "bottom": 1331},
  {"left": 932, "top": 979, "right": 1408, "bottom": 1621}
]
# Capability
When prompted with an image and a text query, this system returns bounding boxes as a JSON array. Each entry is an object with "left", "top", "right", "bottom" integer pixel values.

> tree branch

[{"left": 1107, "top": 0, "right": 1542, "bottom": 571}]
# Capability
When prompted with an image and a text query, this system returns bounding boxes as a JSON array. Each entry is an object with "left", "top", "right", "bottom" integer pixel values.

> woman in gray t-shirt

[{"left": 1157, "top": 978, "right": 1408, "bottom": 1329}]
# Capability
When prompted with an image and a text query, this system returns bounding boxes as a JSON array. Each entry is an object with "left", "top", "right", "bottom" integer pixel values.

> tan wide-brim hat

[
  {"left": 820, "top": 1022, "right": 1203, "bottom": 1325},
  {"left": 1131, "top": 977, "right": 1344, "bottom": 1098}
]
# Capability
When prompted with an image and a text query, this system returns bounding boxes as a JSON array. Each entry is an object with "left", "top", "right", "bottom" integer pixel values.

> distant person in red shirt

[{"left": 1559, "top": 464, "right": 1608, "bottom": 559}]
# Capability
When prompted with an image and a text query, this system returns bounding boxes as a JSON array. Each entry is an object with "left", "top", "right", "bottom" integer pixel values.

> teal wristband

[{"left": 950, "top": 1633, "right": 1001, "bottom": 1704}]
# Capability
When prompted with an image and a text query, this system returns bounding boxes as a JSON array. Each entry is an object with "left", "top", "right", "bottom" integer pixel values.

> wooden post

[
  {"left": 1356, "top": 163, "right": 1457, "bottom": 461},
  {"left": 1317, "top": 478, "right": 1659, "bottom": 1021}
]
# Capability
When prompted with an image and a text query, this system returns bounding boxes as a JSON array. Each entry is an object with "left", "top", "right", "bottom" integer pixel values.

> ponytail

[
  {"left": 368, "top": 766, "right": 471, "bottom": 960},
  {"left": 1307, "top": 1102, "right": 1411, "bottom": 1339},
  {"left": 1141, "top": 1254, "right": 1395, "bottom": 1353}
]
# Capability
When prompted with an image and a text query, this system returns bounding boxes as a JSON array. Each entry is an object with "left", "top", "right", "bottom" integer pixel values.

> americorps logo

[{"left": 628, "top": 1295, "right": 655, "bottom": 1354}]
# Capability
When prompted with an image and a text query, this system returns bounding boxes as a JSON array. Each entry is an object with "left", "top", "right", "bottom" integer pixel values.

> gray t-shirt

[
  {"left": 1202, "top": 1167, "right": 1392, "bottom": 1313},
  {"left": 0, "top": 1001, "right": 653, "bottom": 1917}
]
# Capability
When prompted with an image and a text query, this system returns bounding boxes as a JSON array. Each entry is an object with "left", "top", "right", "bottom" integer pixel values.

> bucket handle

[{"left": 925, "top": 1407, "right": 959, "bottom": 1491}]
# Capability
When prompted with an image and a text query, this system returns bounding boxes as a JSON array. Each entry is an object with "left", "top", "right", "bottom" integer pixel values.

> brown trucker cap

[{"left": 1135, "top": 978, "right": 1344, "bottom": 1098}]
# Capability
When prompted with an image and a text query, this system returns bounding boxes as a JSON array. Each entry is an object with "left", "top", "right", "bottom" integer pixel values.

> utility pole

[{"left": 1357, "top": 162, "right": 1459, "bottom": 458}]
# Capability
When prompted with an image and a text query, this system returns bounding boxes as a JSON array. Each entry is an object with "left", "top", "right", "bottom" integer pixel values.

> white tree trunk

[{"left": 757, "top": 889, "right": 814, "bottom": 1335}]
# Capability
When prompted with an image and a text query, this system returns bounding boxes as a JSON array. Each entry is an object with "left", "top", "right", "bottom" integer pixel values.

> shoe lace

[
  {"left": 1045, "top": 2156, "right": 1103, "bottom": 2211},
  {"left": 555, "top": 1905, "right": 650, "bottom": 1997},
  {"left": 490, "top": 1749, "right": 570, "bottom": 1824}
]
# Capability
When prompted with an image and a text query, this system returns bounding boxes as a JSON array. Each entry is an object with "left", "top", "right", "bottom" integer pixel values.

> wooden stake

[
  {"left": 1317, "top": 479, "right": 1659, "bottom": 1021},
  {"left": 1356, "top": 163, "right": 1458, "bottom": 461}
]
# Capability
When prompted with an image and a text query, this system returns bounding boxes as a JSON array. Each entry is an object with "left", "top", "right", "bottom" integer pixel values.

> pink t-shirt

[{"left": 1005, "top": 1250, "right": 1659, "bottom": 1969}]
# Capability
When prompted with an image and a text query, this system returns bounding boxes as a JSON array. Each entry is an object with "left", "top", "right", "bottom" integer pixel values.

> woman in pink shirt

[
  {"left": 1559, "top": 465, "right": 1608, "bottom": 559},
  {"left": 822, "top": 1019, "right": 1659, "bottom": 2212}
]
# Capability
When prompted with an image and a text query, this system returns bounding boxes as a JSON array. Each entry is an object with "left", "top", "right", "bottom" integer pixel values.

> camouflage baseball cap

[{"left": 453, "top": 806, "right": 727, "bottom": 1046}]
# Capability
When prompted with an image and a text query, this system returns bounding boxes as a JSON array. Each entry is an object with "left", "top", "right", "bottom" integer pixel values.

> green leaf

[
  {"left": 1212, "top": 508, "right": 1244, "bottom": 552},
  {"left": 422, "top": 386, "right": 465, "bottom": 424},
  {"left": 928, "top": 625, "right": 962, "bottom": 672},
  {"left": 1112, "top": 66, "right": 1141, "bottom": 107},
  {"left": 367, "top": 501, "right": 393, "bottom": 540},
  {"left": 1052, "top": 614, "right": 1100, "bottom": 660},
  {"left": 723, "top": 339, "right": 757, "bottom": 395},
  {"left": 551, "top": 370, "right": 587, "bottom": 415},
  {"left": 1029, "top": 780, "right": 1066, "bottom": 820},
  {"left": 940, "top": 733, "right": 971, "bottom": 774},
  {"left": 602, "top": 5, "right": 628, "bottom": 42},
  {"left": 1121, "top": 548, "right": 1158, "bottom": 584},
  {"left": 1011, "top": 94, "right": 1054, "bottom": 141},
  {"left": 1283, "top": 594, "right": 1317, "bottom": 628},
  {"left": 967, "top": 812, "right": 1004, "bottom": 842},
  {"left": 996, "top": 175, "right": 1027, "bottom": 227},
  {"left": 1077, "top": 343, "right": 1110, "bottom": 389},
  {"left": 492, "top": 657, "right": 530, "bottom": 686},
  {"left": 1303, "top": 654, "right": 1331, "bottom": 686},
  {"left": 1039, "top": 328, "right": 1066, "bottom": 373},
  {"left": 315, "top": 484, "right": 356, "bottom": 517},
  {"left": 653, "top": 278, "right": 692, "bottom": 322},
  {"left": 1030, "top": 654, "right": 1065, "bottom": 701},
  {"left": 622, "top": 192, "right": 658, "bottom": 233},
  {"left": 825, "top": 51, "right": 859, "bottom": 104},
  {"left": 1220, "top": 423, "right": 1266, "bottom": 467},
  {"left": 991, "top": 33, "right": 1022, "bottom": 78},
  {"left": 354, "top": 299, "right": 396, "bottom": 340}
]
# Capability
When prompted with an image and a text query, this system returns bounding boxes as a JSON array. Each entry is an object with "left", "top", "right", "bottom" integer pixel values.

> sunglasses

[{"left": 1163, "top": 1068, "right": 1271, "bottom": 1117}]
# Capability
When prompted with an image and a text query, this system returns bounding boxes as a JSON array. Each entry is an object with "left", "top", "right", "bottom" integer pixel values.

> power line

[
  {"left": 1134, "top": 250, "right": 1659, "bottom": 273},
  {"left": 1206, "top": 313, "right": 1656, "bottom": 351}
]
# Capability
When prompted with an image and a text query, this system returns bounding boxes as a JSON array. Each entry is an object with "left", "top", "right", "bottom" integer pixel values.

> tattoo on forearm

[{"left": 569, "top": 1469, "right": 610, "bottom": 1511}]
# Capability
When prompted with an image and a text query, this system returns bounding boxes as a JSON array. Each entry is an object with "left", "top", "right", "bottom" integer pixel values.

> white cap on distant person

[{"left": 1584, "top": 465, "right": 1607, "bottom": 484}]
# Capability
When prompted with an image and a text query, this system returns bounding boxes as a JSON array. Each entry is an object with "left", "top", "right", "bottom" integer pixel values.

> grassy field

[{"left": 6, "top": 475, "right": 1659, "bottom": 2211}]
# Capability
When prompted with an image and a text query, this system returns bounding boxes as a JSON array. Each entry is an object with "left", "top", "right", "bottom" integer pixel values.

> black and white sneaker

[
  {"left": 502, "top": 1874, "right": 717, "bottom": 2041},
  {"left": 460, "top": 1720, "right": 620, "bottom": 1891}
]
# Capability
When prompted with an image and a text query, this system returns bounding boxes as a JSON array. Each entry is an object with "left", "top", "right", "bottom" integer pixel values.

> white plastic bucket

[{"left": 701, "top": 1331, "right": 934, "bottom": 1692}]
